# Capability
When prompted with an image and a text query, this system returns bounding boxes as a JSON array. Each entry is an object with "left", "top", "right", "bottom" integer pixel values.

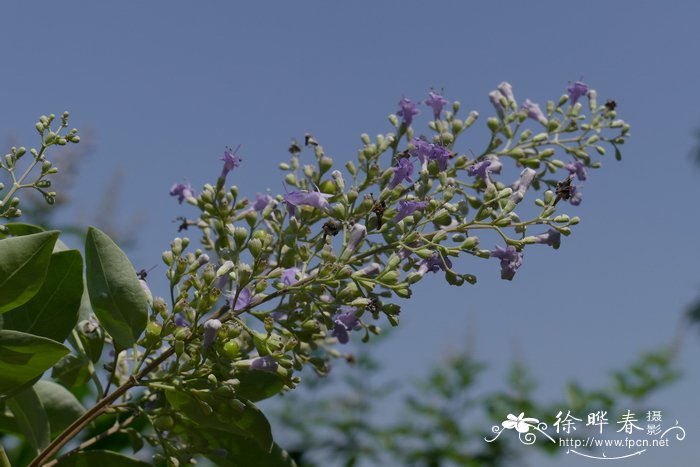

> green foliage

[
  {"left": 33, "top": 380, "right": 86, "bottom": 437},
  {"left": 54, "top": 450, "right": 150, "bottom": 466},
  {"left": 0, "top": 230, "right": 59, "bottom": 313},
  {"left": 2, "top": 250, "right": 83, "bottom": 343},
  {"left": 84, "top": 226, "right": 148, "bottom": 350},
  {"left": 0, "top": 330, "right": 69, "bottom": 398},
  {"left": 6, "top": 386, "right": 49, "bottom": 453}
]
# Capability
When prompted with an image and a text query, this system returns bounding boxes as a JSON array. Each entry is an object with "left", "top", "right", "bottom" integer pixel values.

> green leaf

[
  {"left": 54, "top": 450, "right": 151, "bottom": 466},
  {"left": 235, "top": 371, "right": 286, "bottom": 402},
  {"left": 0, "top": 223, "right": 44, "bottom": 238},
  {"left": 164, "top": 389, "right": 273, "bottom": 451},
  {"left": 34, "top": 380, "right": 86, "bottom": 437},
  {"left": 0, "top": 230, "right": 60, "bottom": 313},
  {"left": 51, "top": 353, "right": 91, "bottom": 388},
  {"left": 0, "top": 330, "right": 70, "bottom": 398},
  {"left": 85, "top": 227, "right": 147, "bottom": 350},
  {"left": 2, "top": 250, "right": 84, "bottom": 343},
  {"left": 7, "top": 386, "right": 50, "bottom": 452},
  {"left": 203, "top": 431, "right": 297, "bottom": 467}
]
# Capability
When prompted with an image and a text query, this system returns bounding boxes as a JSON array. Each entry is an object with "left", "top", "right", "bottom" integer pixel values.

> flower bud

[
  {"left": 203, "top": 319, "right": 222, "bottom": 349},
  {"left": 331, "top": 170, "right": 345, "bottom": 192},
  {"left": 487, "top": 117, "right": 499, "bottom": 132}
]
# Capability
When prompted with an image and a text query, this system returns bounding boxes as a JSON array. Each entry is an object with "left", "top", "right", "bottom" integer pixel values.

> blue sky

[{"left": 1, "top": 1, "right": 699, "bottom": 465}]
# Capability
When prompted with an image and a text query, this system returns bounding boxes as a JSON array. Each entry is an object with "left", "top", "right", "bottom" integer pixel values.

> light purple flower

[
  {"left": 410, "top": 138, "right": 450, "bottom": 171},
  {"left": 490, "top": 245, "right": 523, "bottom": 281},
  {"left": 532, "top": 229, "right": 561, "bottom": 249},
  {"left": 485, "top": 154, "right": 502, "bottom": 174},
  {"left": 169, "top": 181, "right": 195, "bottom": 204},
  {"left": 489, "top": 90, "right": 505, "bottom": 117},
  {"left": 389, "top": 157, "right": 414, "bottom": 189},
  {"left": 283, "top": 190, "right": 332, "bottom": 217},
  {"left": 355, "top": 262, "right": 381, "bottom": 276},
  {"left": 567, "top": 81, "right": 589, "bottom": 106},
  {"left": 467, "top": 160, "right": 492, "bottom": 181},
  {"left": 281, "top": 267, "right": 300, "bottom": 286},
  {"left": 251, "top": 356, "right": 278, "bottom": 372},
  {"left": 522, "top": 99, "right": 547, "bottom": 125},
  {"left": 228, "top": 287, "right": 253, "bottom": 311},
  {"left": 220, "top": 145, "right": 242, "bottom": 179},
  {"left": 331, "top": 306, "right": 361, "bottom": 344},
  {"left": 417, "top": 251, "right": 452, "bottom": 276},
  {"left": 510, "top": 168, "right": 537, "bottom": 204},
  {"left": 174, "top": 313, "right": 189, "bottom": 327},
  {"left": 569, "top": 185, "right": 582, "bottom": 206},
  {"left": 424, "top": 91, "right": 449, "bottom": 120},
  {"left": 253, "top": 193, "right": 272, "bottom": 212},
  {"left": 346, "top": 223, "right": 367, "bottom": 253},
  {"left": 497, "top": 82, "right": 515, "bottom": 103},
  {"left": 394, "top": 200, "right": 427, "bottom": 223},
  {"left": 202, "top": 319, "right": 222, "bottom": 349},
  {"left": 397, "top": 97, "right": 420, "bottom": 126},
  {"left": 564, "top": 160, "right": 587, "bottom": 181}
]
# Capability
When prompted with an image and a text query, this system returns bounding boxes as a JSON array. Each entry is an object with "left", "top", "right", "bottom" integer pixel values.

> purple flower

[
  {"left": 410, "top": 138, "right": 450, "bottom": 171},
  {"left": 394, "top": 200, "right": 427, "bottom": 223},
  {"left": 355, "top": 262, "right": 381, "bottom": 276},
  {"left": 497, "top": 82, "right": 515, "bottom": 103},
  {"left": 228, "top": 287, "right": 253, "bottom": 311},
  {"left": 417, "top": 251, "right": 452, "bottom": 276},
  {"left": 251, "top": 356, "right": 278, "bottom": 372},
  {"left": 253, "top": 193, "right": 272, "bottom": 212},
  {"left": 564, "top": 160, "right": 587, "bottom": 181},
  {"left": 169, "top": 181, "right": 195, "bottom": 204},
  {"left": 424, "top": 91, "right": 449, "bottom": 120},
  {"left": 331, "top": 307, "right": 361, "bottom": 344},
  {"left": 281, "top": 267, "right": 300, "bottom": 286},
  {"left": 486, "top": 154, "right": 502, "bottom": 174},
  {"left": 389, "top": 157, "right": 414, "bottom": 189},
  {"left": 567, "top": 81, "right": 589, "bottom": 106},
  {"left": 569, "top": 185, "right": 583, "bottom": 205},
  {"left": 490, "top": 245, "right": 523, "bottom": 281},
  {"left": 346, "top": 223, "right": 367, "bottom": 253},
  {"left": 510, "top": 168, "right": 537, "bottom": 205},
  {"left": 467, "top": 160, "right": 492, "bottom": 181},
  {"left": 522, "top": 99, "right": 547, "bottom": 125},
  {"left": 283, "top": 190, "right": 332, "bottom": 217},
  {"left": 174, "top": 313, "right": 189, "bottom": 327},
  {"left": 489, "top": 90, "right": 505, "bottom": 117},
  {"left": 532, "top": 229, "right": 561, "bottom": 249},
  {"left": 220, "top": 145, "right": 242, "bottom": 179},
  {"left": 202, "top": 319, "right": 222, "bottom": 349},
  {"left": 397, "top": 97, "right": 420, "bottom": 126}
]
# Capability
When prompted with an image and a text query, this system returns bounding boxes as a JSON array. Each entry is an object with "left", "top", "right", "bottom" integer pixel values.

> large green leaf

[
  {"left": 85, "top": 227, "right": 147, "bottom": 350},
  {"left": 34, "top": 380, "right": 86, "bottom": 437},
  {"left": 165, "top": 389, "right": 273, "bottom": 451},
  {"left": 0, "top": 330, "right": 70, "bottom": 398},
  {"left": 235, "top": 370, "right": 286, "bottom": 402},
  {"left": 204, "top": 431, "right": 297, "bottom": 467},
  {"left": 54, "top": 450, "right": 151, "bottom": 466},
  {"left": 2, "top": 250, "right": 83, "bottom": 343},
  {"left": 0, "top": 230, "right": 59, "bottom": 313},
  {"left": 0, "top": 223, "right": 44, "bottom": 238},
  {"left": 7, "top": 386, "right": 50, "bottom": 452}
]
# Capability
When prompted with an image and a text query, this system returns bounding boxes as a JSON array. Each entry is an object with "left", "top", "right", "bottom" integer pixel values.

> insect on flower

[{"left": 553, "top": 173, "right": 575, "bottom": 206}]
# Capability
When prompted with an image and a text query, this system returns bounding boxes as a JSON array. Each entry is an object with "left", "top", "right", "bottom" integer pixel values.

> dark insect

[
  {"left": 370, "top": 194, "right": 387, "bottom": 230},
  {"left": 604, "top": 99, "right": 617, "bottom": 111},
  {"left": 288, "top": 140, "right": 301, "bottom": 155},
  {"left": 322, "top": 219, "right": 342, "bottom": 242},
  {"left": 174, "top": 216, "right": 190, "bottom": 232},
  {"left": 553, "top": 174, "right": 575, "bottom": 206},
  {"left": 304, "top": 133, "right": 318, "bottom": 147},
  {"left": 137, "top": 265, "right": 157, "bottom": 281}
]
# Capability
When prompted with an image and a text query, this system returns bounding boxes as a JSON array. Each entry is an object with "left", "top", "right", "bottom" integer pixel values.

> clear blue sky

[{"left": 1, "top": 2, "right": 699, "bottom": 465}]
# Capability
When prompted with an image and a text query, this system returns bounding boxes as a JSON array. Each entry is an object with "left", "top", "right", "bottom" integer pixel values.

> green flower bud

[
  {"left": 487, "top": 117, "right": 500, "bottom": 132},
  {"left": 222, "top": 340, "right": 240, "bottom": 359},
  {"left": 233, "top": 226, "right": 248, "bottom": 246},
  {"left": 319, "top": 156, "right": 333, "bottom": 174},
  {"left": 248, "top": 238, "right": 263, "bottom": 257},
  {"left": 460, "top": 237, "right": 479, "bottom": 250}
]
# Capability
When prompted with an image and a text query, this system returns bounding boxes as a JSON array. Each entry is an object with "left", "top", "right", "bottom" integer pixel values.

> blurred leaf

[
  {"left": 2, "top": 250, "right": 83, "bottom": 343},
  {"left": 51, "top": 353, "right": 91, "bottom": 388},
  {"left": 204, "top": 431, "right": 297, "bottom": 467},
  {"left": 235, "top": 371, "right": 286, "bottom": 402},
  {"left": 164, "top": 389, "right": 273, "bottom": 451},
  {"left": 7, "top": 386, "right": 49, "bottom": 452},
  {"left": 34, "top": 380, "right": 86, "bottom": 437},
  {"left": 0, "top": 230, "right": 59, "bottom": 313},
  {"left": 85, "top": 227, "right": 147, "bottom": 350},
  {"left": 55, "top": 450, "right": 150, "bottom": 466},
  {"left": 0, "top": 330, "right": 69, "bottom": 398},
  {"left": 0, "top": 223, "right": 44, "bottom": 238}
]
